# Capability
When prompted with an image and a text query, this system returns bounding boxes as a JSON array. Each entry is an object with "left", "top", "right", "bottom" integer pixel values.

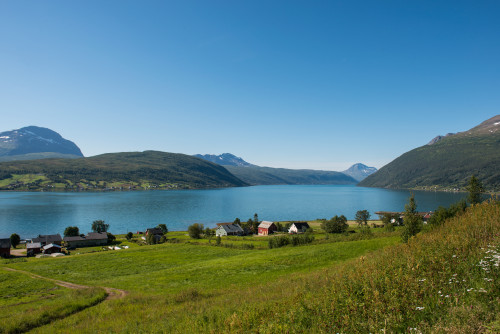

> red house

[{"left": 258, "top": 221, "right": 277, "bottom": 236}]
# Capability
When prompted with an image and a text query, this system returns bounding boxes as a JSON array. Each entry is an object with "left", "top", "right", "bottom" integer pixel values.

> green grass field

[{"left": 1, "top": 202, "right": 499, "bottom": 333}]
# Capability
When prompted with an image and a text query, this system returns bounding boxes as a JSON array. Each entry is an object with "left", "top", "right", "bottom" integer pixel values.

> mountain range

[{"left": 359, "top": 115, "right": 500, "bottom": 191}]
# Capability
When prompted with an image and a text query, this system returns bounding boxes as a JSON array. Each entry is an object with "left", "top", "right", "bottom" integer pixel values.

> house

[
  {"left": 42, "top": 243, "right": 62, "bottom": 254},
  {"left": 32, "top": 234, "right": 62, "bottom": 246},
  {"left": 258, "top": 221, "right": 277, "bottom": 236},
  {"left": 288, "top": 222, "right": 310, "bottom": 234},
  {"left": 26, "top": 242, "right": 42, "bottom": 256},
  {"left": 145, "top": 228, "right": 164, "bottom": 236},
  {"left": 64, "top": 232, "right": 108, "bottom": 248},
  {"left": 215, "top": 223, "right": 244, "bottom": 237},
  {"left": 0, "top": 238, "right": 11, "bottom": 258}
]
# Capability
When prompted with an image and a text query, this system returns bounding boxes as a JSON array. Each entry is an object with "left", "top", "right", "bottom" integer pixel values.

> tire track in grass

[{"left": 3, "top": 267, "right": 128, "bottom": 300}]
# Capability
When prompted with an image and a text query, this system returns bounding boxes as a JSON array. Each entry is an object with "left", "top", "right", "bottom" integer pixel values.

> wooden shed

[
  {"left": 258, "top": 221, "right": 277, "bottom": 236},
  {"left": 0, "top": 238, "right": 11, "bottom": 258},
  {"left": 216, "top": 223, "right": 244, "bottom": 237}
]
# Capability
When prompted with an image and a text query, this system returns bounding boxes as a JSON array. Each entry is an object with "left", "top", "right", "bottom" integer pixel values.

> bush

[
  {"left": 10, "top": 233, "right": 20, "bottom": 248},
  {"left": 322, "top": 215, "right": 348, "bottom": 234},
  {"left": 188, "top": 223, "right": 204, "bottom": 239},
  {"left": 126, "top": 232, "right": 133, "bottom": 240},
  {"left": 64, "top": 226, "right": 80, "bottom": 237},
  {"left": 268, "top": 234, "right": 314, "bottom": 249},
  {"left": 106, "top": 232, "right": 116, "bottom": 244}
]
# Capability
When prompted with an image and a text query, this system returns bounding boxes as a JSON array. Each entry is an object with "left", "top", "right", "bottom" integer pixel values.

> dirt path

[{"left": 3, "top": 267, "right": 128, "bottom": 300}]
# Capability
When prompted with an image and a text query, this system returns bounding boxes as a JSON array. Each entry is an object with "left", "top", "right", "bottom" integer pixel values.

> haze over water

[{"left": 0, "top": 185, "right": 468, "bottom": 239}]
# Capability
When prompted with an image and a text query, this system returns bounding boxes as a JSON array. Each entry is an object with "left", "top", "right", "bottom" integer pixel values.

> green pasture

[{"left": 0, "top": 269, "right": 106, "bottom": 334}]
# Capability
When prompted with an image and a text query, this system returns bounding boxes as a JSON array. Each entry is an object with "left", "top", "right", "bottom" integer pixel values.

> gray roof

[
  {"left": 43, "top": 243, "right": 62, "bottom": 250},
  {"left": 32, "top": 234, "right": 62, "bottom": 243},
  {"left": 220, "top": 224, "right": 243, "bottom": 233},
  {"left": 86, "top": 232, "right": 108, "bottom": 240},
  {"left": 27, "top": 242, "right": 42, "bottom": 249},
  {"left": 0, "top": 238, "right": 11, "bottom": 248},
  {"left": 146, "top": 228, "right": 163, "bottom": 235},
  {"left": 258, "top": 221, "right": 274, "bottom": 229},
  {"left": 63, "top": 236, "right": 86, "bottom": 242}
]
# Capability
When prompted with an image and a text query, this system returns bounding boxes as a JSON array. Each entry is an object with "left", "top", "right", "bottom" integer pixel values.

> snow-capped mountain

[
  {"left": 343, "top": 163, "right": 378, "bottom": 182},
  {"left": 0, "top": 126, "right": 83, "bottom": 161},
  {"left": 193, "top": 153, "right": 256, "bottom": 167}
]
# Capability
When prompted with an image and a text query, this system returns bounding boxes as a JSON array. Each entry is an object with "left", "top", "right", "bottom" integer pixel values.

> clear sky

[{"left": 1, "top": 1, "right": 499, "bottom": 170}]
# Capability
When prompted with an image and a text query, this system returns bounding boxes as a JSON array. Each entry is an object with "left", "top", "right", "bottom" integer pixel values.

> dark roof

[
  {"left": 27, "top": 242, "right": 42, "bottom": 249},
  {"left": 0, "top": 238, "right": 11, "bottom": 248},
  {"left": 86, "top": 232, "right": 108, "bottom": 240},
  {"left": 63, "top": 235, "right": 86, "bottom": 242},
  {"left": 219, "top": 224, "right": 243, "bottom": 233},
  {"left": 32, "top": 234, "right": 62, "bottom": 243},
  {"left": 291, "top": 222, "right": 310, "bottom": 229},
  {"left": 146, "top": 228, "right": 164, "bottom": 235}
]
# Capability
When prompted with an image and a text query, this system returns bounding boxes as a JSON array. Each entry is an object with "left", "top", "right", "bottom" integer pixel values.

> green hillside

[
  {"left": 359, "top": 115, "right": 500, "bottom": 192},
  {"left": 225, "top": 165, "right": 357, "bottom": 185},
  {"left": 0, "top": 151, "right": 247, "bottom": 191}
]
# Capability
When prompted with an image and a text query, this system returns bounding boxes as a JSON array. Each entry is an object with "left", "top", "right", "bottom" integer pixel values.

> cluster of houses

[
  {"left": 375, "top": 211, "right": 434, "bottom": 225},
  {"left": 215, "top": 221, "right": 310, "bottom": 237},
  {"left": 23, "top": 232, "right": 108, "bottom": 256}
]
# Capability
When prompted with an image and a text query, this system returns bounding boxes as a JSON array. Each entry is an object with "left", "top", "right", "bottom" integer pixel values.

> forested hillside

[{"left": 0, "top": 151, "right": 247, "bottom": 190}]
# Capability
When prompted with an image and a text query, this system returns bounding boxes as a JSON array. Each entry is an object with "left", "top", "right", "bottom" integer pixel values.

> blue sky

[{"left": 1, "top": 1, "right": 499, "bottom": 170}]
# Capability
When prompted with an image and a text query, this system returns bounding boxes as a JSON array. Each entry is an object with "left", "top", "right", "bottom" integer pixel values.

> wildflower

[
  {"left": 477, "top": 288, "right": 487, "bottom": 293},
  {"left": 415, "top": 307, "right": 424, "bottom": 311},
  {"left": 467, "top": 288, "right": 474, "bottom": 292},
  {"left": 418, "top": 279, "right": 426, "bottom": 282}
]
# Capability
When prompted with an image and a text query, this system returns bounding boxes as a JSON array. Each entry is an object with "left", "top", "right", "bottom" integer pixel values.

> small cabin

[
  {"left": 0, "top": 238, "right": 11, "bottom": 258},
  {"left": 145, "top": 228, "right": 164, "bottom": 236},
  {"left": 258, "top": 221, "right": 277, "bottom": 236},
  {"left": 42, "top": 243, "right": 62, "bottom": 254},
  {"left": 27, "top": 242, "right": 42, "bottom": 256},
  {"left": 288, "top": 222, "right": 310, "bottom": 234},
  {"left": 216, "top": 223, "right": 244, "bottom": 237},
  {"left": 64, "top": 232, "right": 108, "bottom": 248}
]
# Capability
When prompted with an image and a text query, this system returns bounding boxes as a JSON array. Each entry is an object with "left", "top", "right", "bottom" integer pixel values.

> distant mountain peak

[
  {"left": 0, "top": 126, "right": 83, "bottom": 160},
  {"left": 194, "top": 153, "right": 256, "bottom": 167},
  {"left": 343, "top": 163, "right": 377, "bottom": 181}
]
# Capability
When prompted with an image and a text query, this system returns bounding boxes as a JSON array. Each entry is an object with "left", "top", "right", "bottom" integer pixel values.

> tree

[
  {"left": 91, "top": 220, "right": 109, "bottom": 233},
  {"left": 355, "top": 210, "right": 371, "bottom": 226},
  {"left": 204, "top": 227, "right": 214, "bottom": 238},
  {"left": 321, "top": 215, "right": 348, "bottom": 234},
  {"left": 253, "top": 213, "right": 259, "bottom": 224},
  {"left": 467, "top": 175, "right": 484, "bottom": 205},
  {"left": 107, "top": 232, "right": 116, "bottom": 244},
  {"left": 64, "top": 226, "right": 80, "bottom": 237},
  {"left": 157, "top": 224, "right": 168, "bottom": 234},
  {"left": 233, "top": 218, "right": 241, "bottom": 225},
  {"left": 10, "top": 233, "right": 20, "bottom": 248},
  {"left": 188, "top": 223, "right": 204, "bottom": 239},
  {"left": 146, "top": 233, "right": 157, "bottom": 245},
  {"left": 401, "top": 194, "right": 423, "bottom": 243},
  {"left": 126, "top": 232, "right": 133, "bottom": 240}
]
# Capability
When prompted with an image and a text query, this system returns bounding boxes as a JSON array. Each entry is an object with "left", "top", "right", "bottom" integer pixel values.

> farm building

[
  {"left": 258, "top": 221, "right": 277, "bottom": 236},
  {"left": 215, "top": 223, "right": 244, "bottom": 237},
  {"left": 42, "top": 243, "right": 62, "bottom": 254},
  {"left": 32, "top": 234, "right": 62, "bottom": 246},
  {"left": 145, "top": 228, "right": 164, "bottom": 236},
  {"left": 26, "top": 242, "right": 42, "bottom": 256},
  {"left": 64, "top": 232, "right": 108, "bottom": 248},
  {"left": 0, "top": 238, "right": 11, "bottom": 258},
  {"left": 288, "top": 222, "right": 310, "bottom": 234}
]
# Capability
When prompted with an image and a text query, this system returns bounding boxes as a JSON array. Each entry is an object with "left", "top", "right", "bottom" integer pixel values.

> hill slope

[
  {"left": 359, "top": 115, "right": 500, "bottom": 191},
  {"left": 225, "top": 165, "right": 357, "bottom": 185},
  {"left": 0, "top": 126, "right": 83, "bottom": 161},
  {"left": 0, "top": 151, "right": 247, "bottom": 190}
]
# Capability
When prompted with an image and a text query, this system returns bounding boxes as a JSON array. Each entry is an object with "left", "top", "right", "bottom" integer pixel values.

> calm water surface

[{"left": 0, "top": 185, "right": 466, "bottom": 238}]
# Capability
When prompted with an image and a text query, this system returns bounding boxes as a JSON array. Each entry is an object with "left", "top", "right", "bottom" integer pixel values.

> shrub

[
  {"left": 322, "top": 215, "right": 348, "bottom": 234},
  {"left": 10, "top": 233, "right": 20, "bottom": 248},
  {"left": 126, "top": 232, "right": 133, "bottom": 240},
  {"left": 188, "top": 223, "right": 204, "bottom": 239}
]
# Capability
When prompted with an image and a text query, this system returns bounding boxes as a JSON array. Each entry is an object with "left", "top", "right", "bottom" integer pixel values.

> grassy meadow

[{"left": 1, "top": 201, "right": 499, "bottom": 332}]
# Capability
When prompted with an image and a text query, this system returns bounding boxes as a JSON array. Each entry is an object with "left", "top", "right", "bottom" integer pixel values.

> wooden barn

[
  {"left": 32, "top": 234, "right": 62, "bottom": 246},
  {"left": 0, "top": 238, "right": 11, "bottom": 258},
  {"left": 26, "top": 242, "right": 42, "bottom": 257},
  {"left": 258, "top": 221, "right": 277, "bottom": 236},
  {"left": 64, "top": 232, "right": 108, "bottom": 249},
  {"left": 42, "top": 243, "right": 62, "bottom": 254}
]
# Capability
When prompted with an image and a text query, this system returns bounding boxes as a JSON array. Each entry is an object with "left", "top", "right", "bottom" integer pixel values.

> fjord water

[{"left": 0, "top": 185, "right": 467, "bottom": 238}]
